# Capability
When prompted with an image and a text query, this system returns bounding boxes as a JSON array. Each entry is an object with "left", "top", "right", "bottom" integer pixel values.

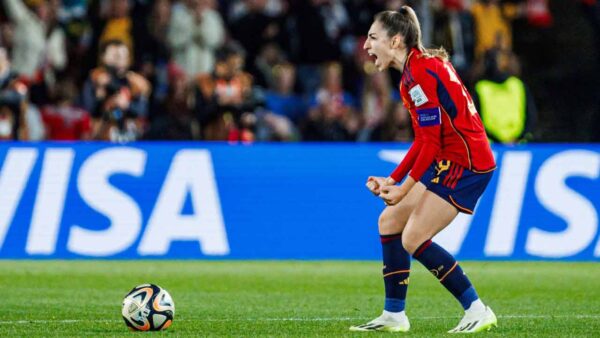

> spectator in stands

[
  {"left": 0, "top": 0, "right": 588, "bottom": 143},
  {"left": 2, "top": 0, "right": 67, "bottom": 79},
  {"left": 432, "top": 0, "right": 476, "bottom": 75},
  {"left": 195, "top": 43, "right": 255, "bottom": 141},
  {"left": 227, "top": 0, "right": 287, "bottom": 22},
  {"left": 264, "top": 62, "right": 305, "bottom": 122},
  {"left": 82, "top": 40, "right": 151, "bottom": 142},
  {"left": 96, "top": 0, "right": 135, "bottom": 56},
  {"left": 138, "top": 0, "right": 172, "bottom": 110},
  {"left": 258, "top": 62, "right": 304, "bottom": 141},
  {"left": 41, "top": 78, "right": 91, "bottom": 140},
  {"left": 255, "top": 110, "right": 296, "bottom": 141},
  {"left": 3, "top": 0, "right": 66, "bottom": 107},
  {"left": 84, "top": 0, "right": 140, "bottom": 78},
  {"left": 288, "top": 0, "right": 350, "bottom": 94},
  {"left": 22, "top": 104, "right": 44, "bottom": 139},
  {"left": 230, "top": 0, "right": 288, "bottom": 79},
  {"left": 58, "top": 0, "right": 87, "bottom": 23},
  {"left": 0, "top": 46, "right": 28, "bottom": 140},
  {"left": 253, "top": 43, "right": 286, "bottom": 89},
  {"left": 474, "top": 47, "right": 536, "bottom": 144},
  {"left": 470, "top": 0, "right": 522, "bottom": 61},
  {"left": 357, "top": 66, "right": 394, "bottom": 142},
  {"left": 147, "top": 64, "right": 199, "bottom": 140},
  {"left": 168, "top": 0, "right": 225, "bottom": 78},
  {"left": 525, "top": 0, "right": 552, "bottom": 28},
  {"left": 302, "top": 61, "right": 359, "bottom": 141}
]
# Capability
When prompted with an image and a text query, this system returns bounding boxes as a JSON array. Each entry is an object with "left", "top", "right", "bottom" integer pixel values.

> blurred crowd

[{"left": 0, "top": 0, "right": 596, "bottom": 143}]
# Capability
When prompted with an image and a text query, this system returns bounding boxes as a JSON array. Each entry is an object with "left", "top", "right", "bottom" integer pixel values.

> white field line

[{"left": 1, "top": 314, "right": 600, "bottom": 325}]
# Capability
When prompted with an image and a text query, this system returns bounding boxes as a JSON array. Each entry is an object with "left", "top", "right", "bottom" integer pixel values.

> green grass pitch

[{"left": 1, "top": 261, "right": 599, "bottom": 337}]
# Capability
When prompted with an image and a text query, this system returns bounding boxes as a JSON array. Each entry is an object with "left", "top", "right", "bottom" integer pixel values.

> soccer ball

[{"left": 121, "top": 284, "right": 175, "bottom": 331}]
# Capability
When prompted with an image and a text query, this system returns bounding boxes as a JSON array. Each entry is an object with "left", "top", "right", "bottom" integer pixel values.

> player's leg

[
  {"left": 350, "top": 182, "right": 426, "bottom": 332},
  {"left": 379, "top": 182, "right": 426, "bottom": 313},
  {"left": 403, "top": 191, "right": 496, "bottom": 333}
]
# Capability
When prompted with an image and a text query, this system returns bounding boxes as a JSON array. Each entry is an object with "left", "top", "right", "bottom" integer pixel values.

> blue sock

[
  {"left": 413, "top": 240, "right": 479, "bottom": 310},
  {"left": 381, "top": 233, "right": 410, "bottom": 312}
]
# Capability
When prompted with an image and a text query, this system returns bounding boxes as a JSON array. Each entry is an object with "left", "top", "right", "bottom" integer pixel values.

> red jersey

[
  {"left": 41, "top": 105, "right": 91, "bottom": 141},
  {"left": 390, "top": 49, "right": 495, "bottom": 182}
]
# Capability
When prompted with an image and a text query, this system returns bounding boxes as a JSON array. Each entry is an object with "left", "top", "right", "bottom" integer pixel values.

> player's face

[{"left": 363, "top": 21, "right": 394, "bottom": 72}]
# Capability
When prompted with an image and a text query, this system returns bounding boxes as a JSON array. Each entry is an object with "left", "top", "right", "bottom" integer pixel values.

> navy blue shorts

[{"left": 419, "top": 160, "right": 494, "bottom": 214}]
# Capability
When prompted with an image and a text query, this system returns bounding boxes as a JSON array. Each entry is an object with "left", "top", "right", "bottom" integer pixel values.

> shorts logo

[
  {"left": 431, "top": 161, "right": 464, "bottom": 189},
  {"left": 416, "top": 107, "right": 441, "bottom": 127},
  {"left": 435, "top": 160, "right": 451, "bottom": 176},
  {"left": 432, "top": 160, "right": 451, "bottom": 184},
  {"left": 409, "top": 84, "right": 428, "bottom": 106}
]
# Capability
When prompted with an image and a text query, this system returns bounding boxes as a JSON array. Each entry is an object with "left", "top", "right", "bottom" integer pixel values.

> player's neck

[{"left": 391, "top": 48, "right": 409, "bottom": 73}]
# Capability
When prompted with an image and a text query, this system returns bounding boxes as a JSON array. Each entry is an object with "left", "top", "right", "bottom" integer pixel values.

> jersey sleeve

[
  {"left": 390, "top": 61, "right": 444, "bottom": 182},
  {"left": 389, "top": 117, "right": 422, "bottom": 182}
]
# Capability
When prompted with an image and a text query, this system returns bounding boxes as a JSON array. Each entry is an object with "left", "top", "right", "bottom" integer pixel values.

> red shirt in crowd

[{"left": 41, "top": 105, "right": 91, "bottom": 141}]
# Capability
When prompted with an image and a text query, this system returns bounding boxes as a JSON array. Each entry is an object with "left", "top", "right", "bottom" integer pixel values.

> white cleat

[
  {"left": 448, "top": 306, "right": 497, "bottom": 333},
  {"left": 350, "top": 311, "right": 410, "bottom": 332}
]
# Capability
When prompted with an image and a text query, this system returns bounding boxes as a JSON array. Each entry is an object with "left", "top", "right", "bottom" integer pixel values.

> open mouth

[
  {"left": 367, "top": 50, "right": 378, "bottom": 62},
  {"left": 367, "top": 50, "right": 381, "bottom": 69},
  {"left": 367, "top": 50, "right": 379, "bottom": 65}
]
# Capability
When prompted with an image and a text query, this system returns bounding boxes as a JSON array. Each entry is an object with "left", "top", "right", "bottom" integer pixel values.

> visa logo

[{"left": 0, "top": 148, "right": 229, "bottom": 257}]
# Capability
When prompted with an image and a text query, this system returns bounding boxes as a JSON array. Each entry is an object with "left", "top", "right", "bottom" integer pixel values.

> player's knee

[
  {"left": 401, "top": 231, "right": 423, "bottom": 255},
  {"left": 378, "top": 210, "right": 405, "bottom": 235}
]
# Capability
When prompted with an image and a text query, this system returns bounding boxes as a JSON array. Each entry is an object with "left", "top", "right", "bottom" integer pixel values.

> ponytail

[{"left": 375, "top": 7, "right": 449, "bottom": 61}]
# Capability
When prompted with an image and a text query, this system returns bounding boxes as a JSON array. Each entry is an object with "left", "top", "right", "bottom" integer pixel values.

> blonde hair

[{"left": 375, "top": 7, "right": 449, "bottom": 61}]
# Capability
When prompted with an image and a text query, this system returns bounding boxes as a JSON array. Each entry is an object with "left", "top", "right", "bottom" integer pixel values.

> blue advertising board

[{"left": 0, "top": 143, "right": 598, "bottom": 260}]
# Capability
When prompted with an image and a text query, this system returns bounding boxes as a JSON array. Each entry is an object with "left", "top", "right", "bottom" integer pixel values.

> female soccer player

[{"left": 350, "top": 7, "right": 497, "bottom": 333}]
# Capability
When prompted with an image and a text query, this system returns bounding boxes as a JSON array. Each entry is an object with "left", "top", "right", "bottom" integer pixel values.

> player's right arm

[
  {"left": 388, "top": 132, "right": 424, "bottom": 183},
  {"left": 368, "top": 93, "right": 424, "bottom": 195},
  {"left": 366, "top": 176, "right": 395, "bottom": 196}
]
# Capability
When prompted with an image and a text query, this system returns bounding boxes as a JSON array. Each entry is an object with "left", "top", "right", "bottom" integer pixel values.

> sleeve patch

[
  {"left": 416, "top": 107, "right": 441, "bottom": 127},
  {"left": 408, "top": 84, "right": 429, "bottom": 107}
]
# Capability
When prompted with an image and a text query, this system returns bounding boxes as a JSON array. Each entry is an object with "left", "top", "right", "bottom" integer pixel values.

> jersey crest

[{"left": 409, "top": 84, "right": 429, "bottom": 107}]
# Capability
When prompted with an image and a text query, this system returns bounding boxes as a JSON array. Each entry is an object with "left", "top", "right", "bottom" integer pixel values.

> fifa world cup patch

[
  {"left": 416, "top": 107, "right": 441, "bottom": 127},
  {"left": 409, "top": 84, "right": 428, "bottom": 106}
]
